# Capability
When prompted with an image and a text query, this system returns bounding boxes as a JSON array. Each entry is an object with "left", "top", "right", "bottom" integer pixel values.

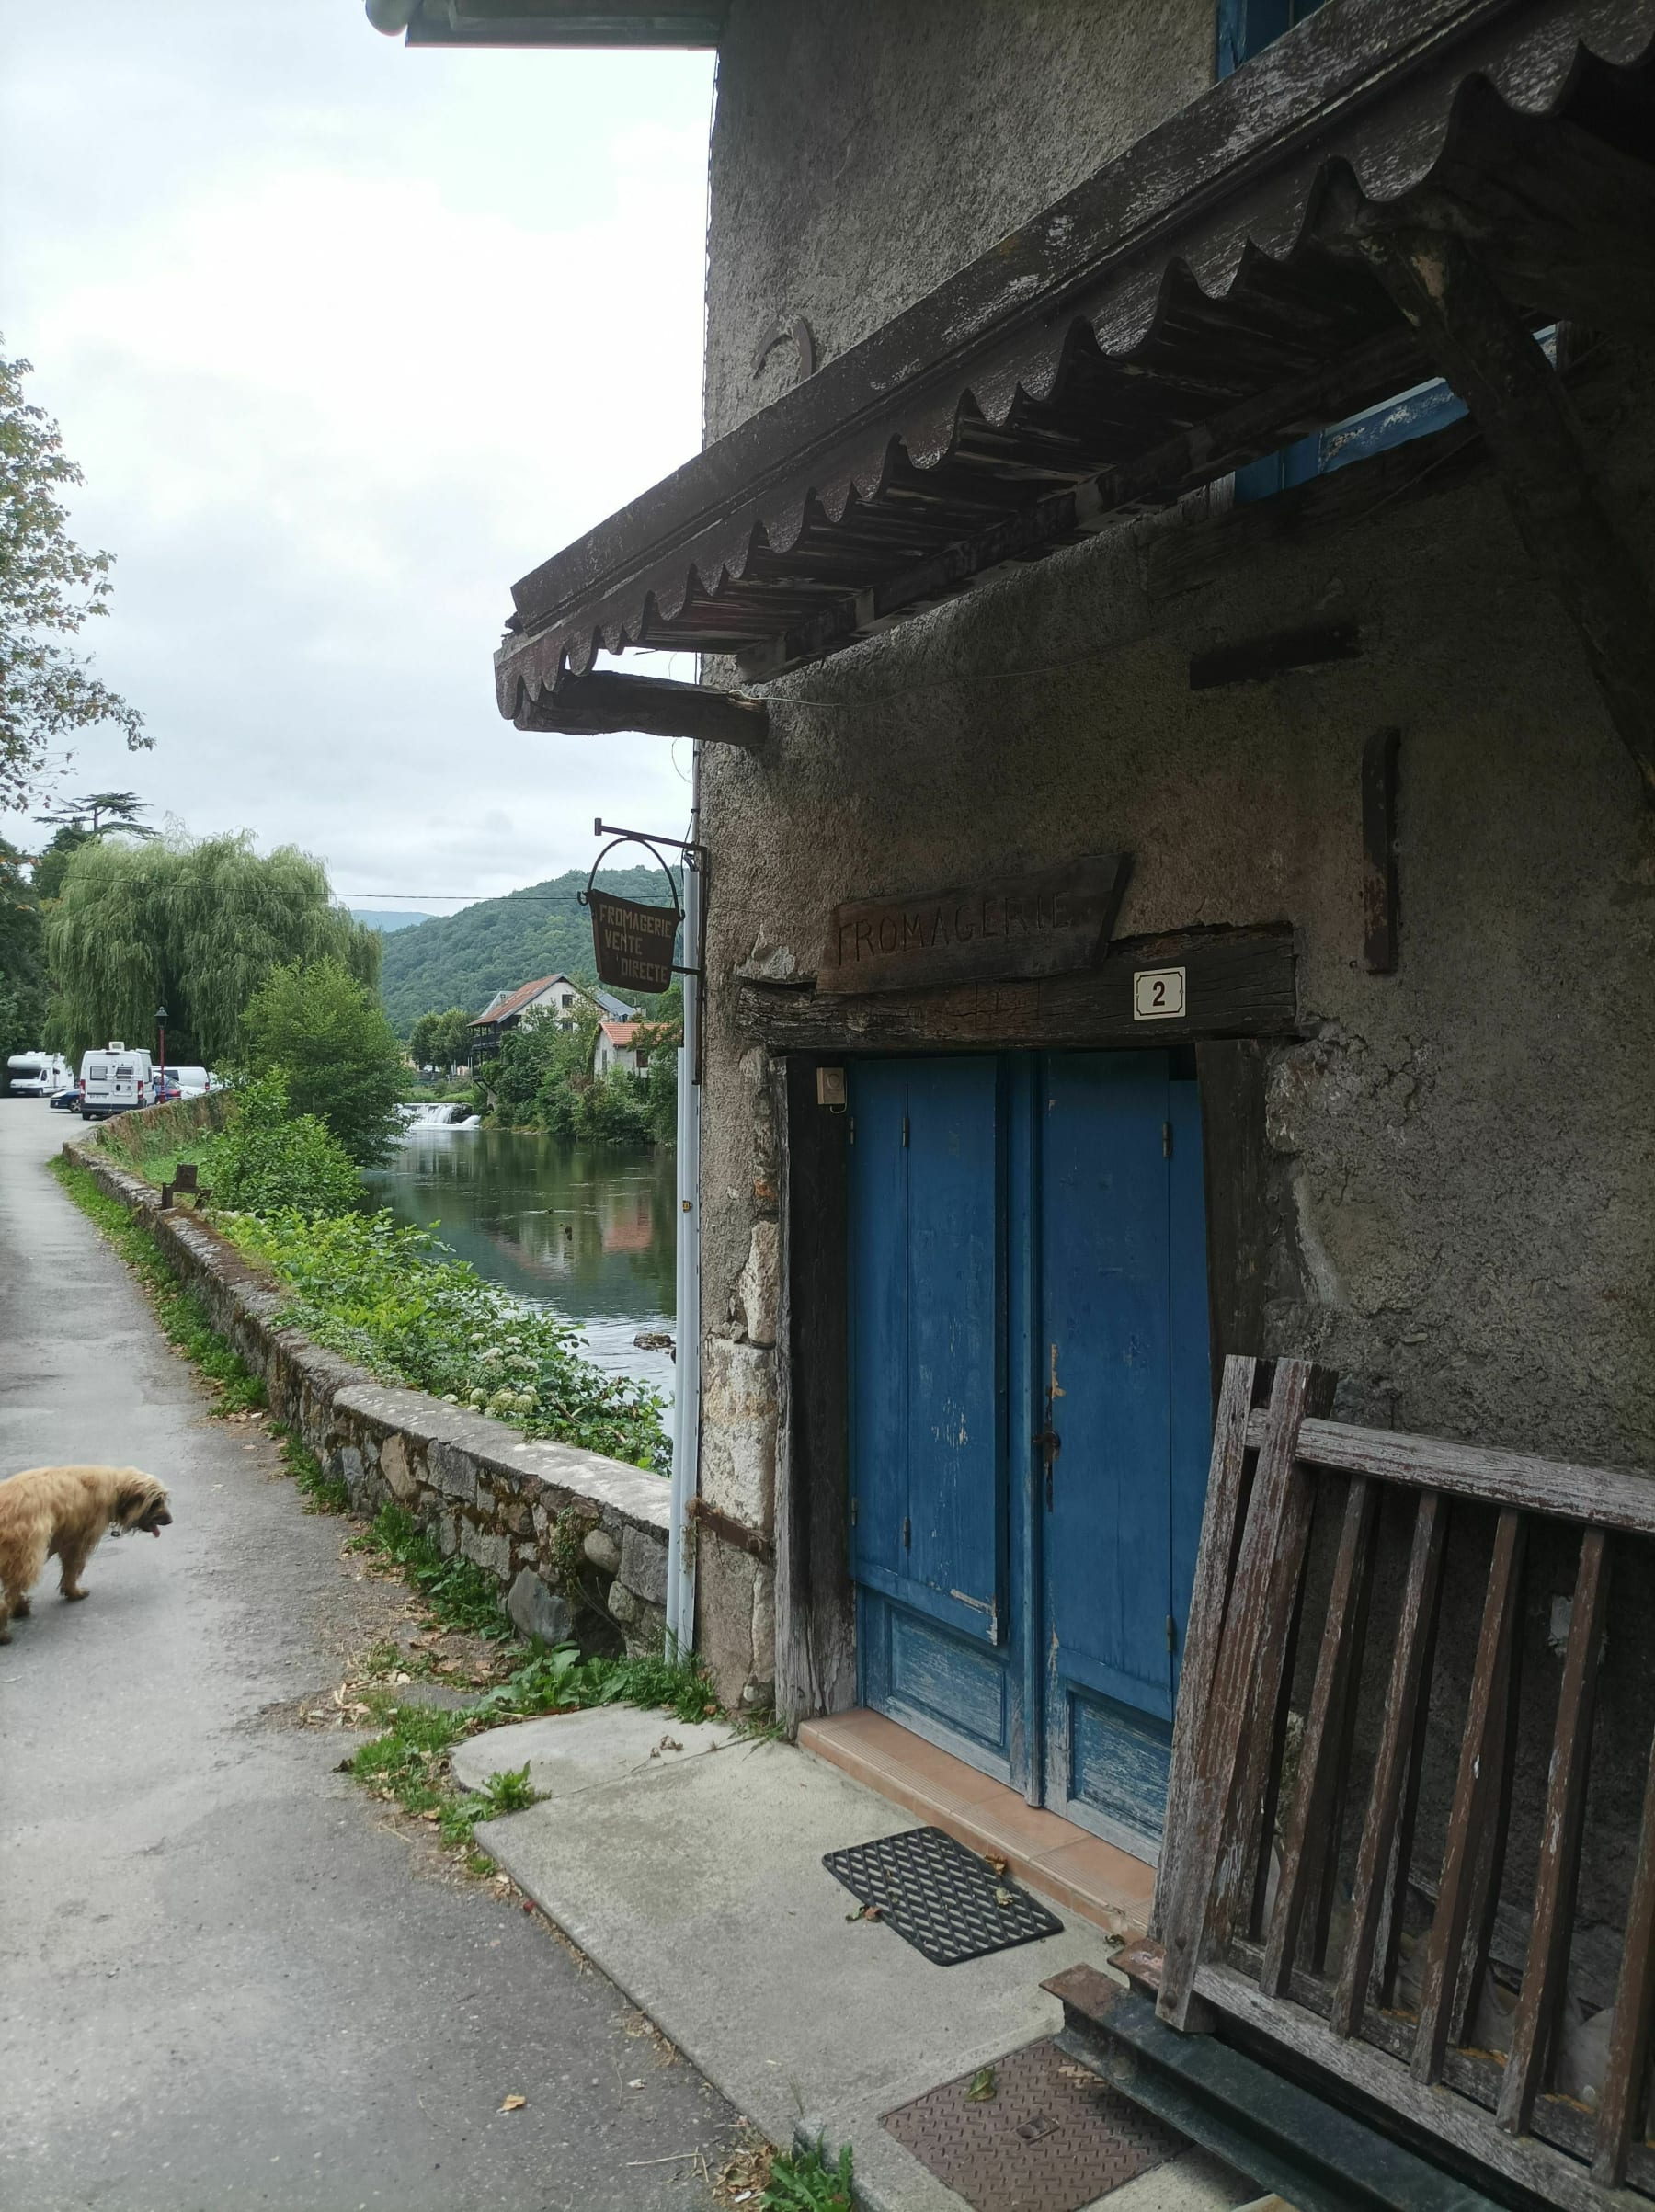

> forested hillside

[{"left": 377, "top": 864, "right": 682, "bottom": 1032}]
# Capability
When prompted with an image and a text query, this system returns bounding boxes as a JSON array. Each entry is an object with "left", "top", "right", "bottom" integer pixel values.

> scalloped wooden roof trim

[{"left": 494, "top": 0, "right": 1655, "bottom": 714}]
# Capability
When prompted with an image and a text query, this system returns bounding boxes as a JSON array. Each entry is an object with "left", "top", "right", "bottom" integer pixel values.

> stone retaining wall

[{"left": 68, "top": 1125, "right": 671, "bottom": 1654}]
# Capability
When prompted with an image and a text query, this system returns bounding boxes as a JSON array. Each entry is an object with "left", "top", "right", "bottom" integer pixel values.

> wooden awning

[{"left": 494, "top": 0, "right": 1655, "bottom": 731}]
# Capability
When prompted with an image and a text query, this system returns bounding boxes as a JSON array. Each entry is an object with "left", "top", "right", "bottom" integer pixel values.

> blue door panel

[
  {"left": 885, "top": 1603, "right": 1010, "bottom": 1757},
  {"left": 1069, "top": 1693, "right": 1173, "bottom": 1853},
  {"left": 1168, "top": 1077, "right": 1215, "bottom": 1682},
  {"left": 903, "top": 1060, "right": 1005, "bottom": 1641},
  {"left": 1039, "top": 1055, "right": 1175, "bottom": 1719},
  {"left": 847, "top": 1061, "right": 910, "bottom": 1584}
]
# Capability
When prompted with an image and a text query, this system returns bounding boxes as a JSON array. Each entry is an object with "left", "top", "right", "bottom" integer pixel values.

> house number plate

[{"left": 1133, "top": 966, "right": 1186, "bottom": 1020}]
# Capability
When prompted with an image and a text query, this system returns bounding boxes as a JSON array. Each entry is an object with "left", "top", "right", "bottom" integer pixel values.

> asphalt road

[{"left": 0, "top": 1102, "right": 736, "bottom": 2211}]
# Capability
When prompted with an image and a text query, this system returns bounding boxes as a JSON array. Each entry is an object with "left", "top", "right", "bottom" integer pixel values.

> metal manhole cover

[
  {"left": 884, "top": 2037, "right": 1189, "bottom": 2212},
  {"left": 823, "top": 1827, "right": 1064, "bottom": 1966}
]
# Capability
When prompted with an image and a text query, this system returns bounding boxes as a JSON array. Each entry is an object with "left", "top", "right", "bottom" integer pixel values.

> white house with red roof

[
  {"left": 592, "top": 1018, "right": 650, "bottom": 1080},
  {"left": 469, "top": 975, "right": 635, "bottom": 1062}
]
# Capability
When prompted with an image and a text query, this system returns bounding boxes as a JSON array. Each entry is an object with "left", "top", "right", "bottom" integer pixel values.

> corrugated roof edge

[{"left": 492, "top": 0, "right": 1655, "bottom": 712}]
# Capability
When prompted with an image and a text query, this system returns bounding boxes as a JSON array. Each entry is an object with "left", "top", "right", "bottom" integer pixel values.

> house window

[
  {"left": 1216, "top": 1, "right": 1552, "bottom": 503},
  {"left": 1215, "top": 0, "right": 1323, "bottom": 83}
]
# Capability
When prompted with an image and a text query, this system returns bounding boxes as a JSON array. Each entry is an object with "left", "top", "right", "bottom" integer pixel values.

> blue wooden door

[
  {"left": 850, "top": 1058, "right": 1021, "bottom": 1776},
  {"left": 1034, "top": 1053, "right": 1211, "bottom": 1853},
  {"left": 848, "top": 1051, "right": 1209, "bottom": 1846}
]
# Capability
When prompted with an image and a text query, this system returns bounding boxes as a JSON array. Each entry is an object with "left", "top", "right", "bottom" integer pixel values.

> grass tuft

[
  {"left": 346, "top": 1503, "right": 515, "bottom": 1639},
  {"left": 268, "top": 1421, "right": 350, "bottom": 1512},
  {"left": 760, "top": 2139, "right": 855, "bottom": 2212}
]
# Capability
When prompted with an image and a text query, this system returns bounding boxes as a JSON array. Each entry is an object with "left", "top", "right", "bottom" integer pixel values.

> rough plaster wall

[
  {"left": 705, "top": 0, "right": 1215, "bottom": 440},
  {"left": 696, "top": 363, "right": 1655, "bottom": 1658}
]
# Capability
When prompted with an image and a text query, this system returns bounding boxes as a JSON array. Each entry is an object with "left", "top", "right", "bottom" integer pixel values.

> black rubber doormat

[
  {"left": 883, "top": 2036, "right": 1189, "bottom": 2212},
  {"left": 823, "top": 1826, "right": 1063, "bottom": 1965}
]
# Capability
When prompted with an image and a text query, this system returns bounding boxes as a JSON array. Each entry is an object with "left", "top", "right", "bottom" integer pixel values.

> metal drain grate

[
  {"left": 823, "top": 1826, "right": 1063, "bottom": 1966},
  {"left": 884, "top": 2036, "right": 1189, "bottom": 2212}
]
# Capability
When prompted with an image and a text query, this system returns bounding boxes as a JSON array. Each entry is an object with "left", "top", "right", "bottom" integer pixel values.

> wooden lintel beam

[
  {"left": 1330, "top": 209, "right": 1655, "bottom": 805},
  {"left": 517, "top": 670, "right": 769, "bottom": 749}
]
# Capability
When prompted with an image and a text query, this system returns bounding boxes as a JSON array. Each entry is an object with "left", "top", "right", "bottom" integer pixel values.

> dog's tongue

[{"left": 151, "top": 1526, "right": 162, "bottom": 1538}]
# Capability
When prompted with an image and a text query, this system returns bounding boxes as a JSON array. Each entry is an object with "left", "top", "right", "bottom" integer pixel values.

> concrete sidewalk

[{"left": 453, "top": 1710, "right": 1253, "bottom": 2212}]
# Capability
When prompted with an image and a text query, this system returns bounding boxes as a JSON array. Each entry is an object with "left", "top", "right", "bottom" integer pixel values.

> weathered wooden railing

[{"left": 1144, "top": 1356, "right": 1655, "bottom": 2212}]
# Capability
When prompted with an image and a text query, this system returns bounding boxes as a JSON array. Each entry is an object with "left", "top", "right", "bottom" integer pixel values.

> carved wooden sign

[
  {"left": 820, "top": 854, "right": 1130, "bottom": 997},
  {"left": 588, "top": 890, "right": 679, "bottom": 995}
]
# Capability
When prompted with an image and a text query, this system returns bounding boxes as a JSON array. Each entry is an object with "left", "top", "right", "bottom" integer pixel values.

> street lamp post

[{"left": 154, "top": 1002, "right": 168, "bottom": 1102}]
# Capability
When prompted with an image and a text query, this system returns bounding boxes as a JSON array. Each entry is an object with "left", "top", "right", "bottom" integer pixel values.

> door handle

[{"left": 1033, "top": 1425, "right": 1061, "bottom": 1510}]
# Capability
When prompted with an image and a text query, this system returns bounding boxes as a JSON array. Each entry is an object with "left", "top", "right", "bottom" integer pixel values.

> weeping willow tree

[{"left": 46, "top": 833, "right": 380, "bottom": 1063}]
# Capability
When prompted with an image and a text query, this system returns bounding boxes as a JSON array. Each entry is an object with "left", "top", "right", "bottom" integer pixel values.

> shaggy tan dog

[{"left": 0, "top": 1465, "right": 172, "bottom": 1642}]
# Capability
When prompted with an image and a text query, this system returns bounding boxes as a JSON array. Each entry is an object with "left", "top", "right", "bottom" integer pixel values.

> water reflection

[{"left": 364, "top": 1127, "right": 676, "bottom": 1402}]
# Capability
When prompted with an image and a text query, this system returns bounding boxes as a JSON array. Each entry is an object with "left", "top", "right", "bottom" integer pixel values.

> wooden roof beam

[
  {"left": 1326, "top": 186, "right": 1655, "bottom": 804},
  {"left": 513, "top": 668, "right": 768, "bottom": 749}
]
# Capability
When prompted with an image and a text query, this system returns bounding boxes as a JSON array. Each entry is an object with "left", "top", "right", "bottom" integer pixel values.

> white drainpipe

[{"left": 666, "top": 748, "right": 702, "bottom": 1656}]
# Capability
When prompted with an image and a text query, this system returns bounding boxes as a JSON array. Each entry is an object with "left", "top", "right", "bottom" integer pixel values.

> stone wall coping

[{"left": 68, "top": 1131, "right": 669, "bottom": 1537}]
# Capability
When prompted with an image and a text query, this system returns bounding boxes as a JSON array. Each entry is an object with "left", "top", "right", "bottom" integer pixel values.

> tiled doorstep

[{"left": 800, "top": 1709, "right": 1157, "bottom": 1937}]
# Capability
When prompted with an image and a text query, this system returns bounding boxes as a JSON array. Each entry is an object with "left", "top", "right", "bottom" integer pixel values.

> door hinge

[
  {"left": 1162, "top": 1121, "right": 1172, "bottom": 1158},
  {"left": 1166, "top": 1613, "right": 1178, "bottom": 1655},
  {"left": 901, "top": 1114, "right": 909, "bottom": 1147},
  {"left": 850, "top": 1495, "right": 858, "bottom": 1527},
  {"left": 848, "top": 1116, "right": 855, "bottom": 1145},
  {"left": 902, "top": 1515, "right": 911, "bottom": 1549}
]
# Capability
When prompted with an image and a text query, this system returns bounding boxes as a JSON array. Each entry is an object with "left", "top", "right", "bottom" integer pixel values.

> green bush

[
  {"left": 204, "top": 1077, "right": 362, "bottom": 1218},
  {"left": 572, "top": 1066, "right": 653, "bottom": 1143},
  {"left": 237, "top": 956, "right": 405, "bottom": 1164},
  {"left": 220, "top": 1207, "right": 669, "bottom": 1473}
]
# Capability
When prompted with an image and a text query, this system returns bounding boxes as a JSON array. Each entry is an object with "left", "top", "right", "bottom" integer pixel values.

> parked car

[
  {"left": 49, "top": 1085, "right": 83, "bottom": 1112},
  {"left": 6, "top": 1052, "right": 73, "bottom": 1098},
  {"left": 78, "top": 1043, "right": 156, "bottom": 1120},
  {"left": 159, "top": 1065, "right": 213, "bottom": 1098}
]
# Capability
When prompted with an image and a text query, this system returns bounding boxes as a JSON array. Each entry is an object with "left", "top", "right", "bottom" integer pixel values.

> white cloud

[{"left": 0, "top": 1, "right": 713, "bottom": 907}]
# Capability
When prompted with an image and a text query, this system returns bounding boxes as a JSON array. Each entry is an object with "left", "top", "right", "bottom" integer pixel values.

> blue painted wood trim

[
  {"left": 853, "top": 1557, "right": 1001, "bottom": 1646},
  {"left": 1010, "top": 1056, "right": 1043, "bottom": 1805}
]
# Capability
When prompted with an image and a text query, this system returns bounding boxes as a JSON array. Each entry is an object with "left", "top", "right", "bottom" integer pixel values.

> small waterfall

[{"left": 401, "top": 1101, "right": 480, "bottom": 1129}]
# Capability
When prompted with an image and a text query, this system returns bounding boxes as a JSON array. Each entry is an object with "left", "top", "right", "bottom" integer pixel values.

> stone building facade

[
  {"left": 388, "top": 0, "right": 1655, "bottom": 1869},
  {"left": 685, "top": 2, "right": 1655, "bottom": 1716}
]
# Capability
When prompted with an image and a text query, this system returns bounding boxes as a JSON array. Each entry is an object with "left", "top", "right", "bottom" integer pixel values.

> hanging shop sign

[
  {"left": 588, "top": 890, "right": 680, "bottom": 994},
  {"left": 580, "top": 817, "right": 701, "bottom": 997},
  {"left": 821, "top": 852, "right": 1130, "bottom": 997}
]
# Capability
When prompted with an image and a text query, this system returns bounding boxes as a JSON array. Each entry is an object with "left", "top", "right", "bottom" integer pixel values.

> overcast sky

[{"left": 0, "top": 1, "right": 713, "bottom": 914}]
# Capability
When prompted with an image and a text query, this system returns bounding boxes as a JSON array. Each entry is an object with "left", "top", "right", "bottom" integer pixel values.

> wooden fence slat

[
  {"left": 1448, "top": 1599, "right": 1524, "bottom": 2052},
  {"left": 1499, "top": 1528, "right": 1610, "bottom": 2135},
  {"left": 1312, "top": 1499, "right": 1376, "bottom": 1975},
  {"left": 1153, "top": 1353, "right": 1258, "bottom": 1944},
  {"left": 1157, "top": 1358, "right": 1328, "bottom": 2030},
  {"left": 1245, "top": 1412, "right": 1655, "bottom": 1540},
  {"left": 1410, "top": 1508, "right": 1527, "bottom": 2086},
  {"left": 1261, "top": 1473, "right": 1377, "bottom": 1996},
  {"left": 1592, "top": 1705, "right": 1655, "bottom": 2184},
  {"left": 1239, "top": 1559, "right": 1309, "bottom": 1944},
  {"left": 1330, "top": 1488, "right": 1446, "bottom": 2039}
]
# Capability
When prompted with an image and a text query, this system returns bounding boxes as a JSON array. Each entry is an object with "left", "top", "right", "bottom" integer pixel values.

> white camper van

[
  {"left": 78, "top": 1043, "right": 155, "bottom": 1120},
  {"left": 6, "top": 1052, "right": 72, "bottom": 1098}
]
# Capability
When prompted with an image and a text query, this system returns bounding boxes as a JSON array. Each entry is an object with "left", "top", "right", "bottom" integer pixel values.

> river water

[{"left": 363, "top": 1124, "right": 677, "bottom": 1404}]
